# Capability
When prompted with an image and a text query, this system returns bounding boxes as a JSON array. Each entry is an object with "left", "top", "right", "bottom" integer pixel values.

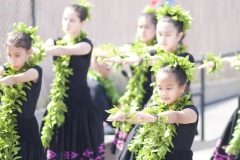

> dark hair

[
  {"left": 158, "top": 65, "right": 189, "bottom": 93},
  {"left": 159, "top": 16, "right": 184, "bottom": 33},
  {"left": 6, "top": 31, "right": 32, "bottom": 51},
  {"left": 67, "top": 4, "right": 88, "bottom": 22},
  {"left": 140, "top": 13, "right": 157, "bottom": 27}
]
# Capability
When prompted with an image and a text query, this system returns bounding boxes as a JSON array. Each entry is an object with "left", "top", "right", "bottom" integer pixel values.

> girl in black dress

[
  {"left": 0, "top": 23, "right": 45, "bottom": 160},
  {"left": 40, "top": 3, "right": 104, "bottom": 160}
]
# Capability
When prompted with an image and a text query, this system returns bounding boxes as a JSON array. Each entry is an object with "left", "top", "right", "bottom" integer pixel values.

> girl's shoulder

[
  {"left": 80, "top": 37, "right": 93, "bottom": 47},
  {"left": 183, "top": 105, "right": 199, "bottom": 115}
]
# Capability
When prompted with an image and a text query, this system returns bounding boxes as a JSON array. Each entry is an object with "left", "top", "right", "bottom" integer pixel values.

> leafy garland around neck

[
  {"left": 106, "top": 38, "right": 157, "bottom": 133},
  {"left": 41, "top": 30, "right": 87, "bottom": 148},
  {"left": 0, "top": 22, "right": 45, "bottom": 160},
  {"left": 128, "top": 93, "right": 192, "bottom": 160},
  {"left": 87, "top": 69, "right": 120, "bottom": 106}
]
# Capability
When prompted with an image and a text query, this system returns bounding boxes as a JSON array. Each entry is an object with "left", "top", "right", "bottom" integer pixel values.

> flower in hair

[
  {"left": 77, "top": 0, "right": 93, "bottom": 20},
  {"left": 156, "top": 3, "right": 192, "bottom": 33},
  {"left": 151, "top": 53, "right": 195, "bottom": 82}
]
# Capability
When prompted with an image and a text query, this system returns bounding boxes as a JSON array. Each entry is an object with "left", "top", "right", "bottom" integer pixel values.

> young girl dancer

[
  {"left": 0, "top": 23, "right": 45, "bottom": 160},
  {"left": 40, "top": 2, "right": 104, "bottom": 160},
  {"left": 108, "top": 53, "right": 198, "bottom": 160}
]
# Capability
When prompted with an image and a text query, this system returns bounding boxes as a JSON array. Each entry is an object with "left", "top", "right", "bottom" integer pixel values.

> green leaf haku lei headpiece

[
  {"left": 156, "top": 3, "right": 192, "bottom": 33},
  {"left": 128, "top": 53, "right": 195, "bottom": 159},
  {"left": 0, "top": 22, "right": 45, "bottom": 160},
  {"left": 41, "top": 30, "right": 87, "bottom": 148},
  {"left": 87, "top": 68, "right": 120, "bottom": 106}
]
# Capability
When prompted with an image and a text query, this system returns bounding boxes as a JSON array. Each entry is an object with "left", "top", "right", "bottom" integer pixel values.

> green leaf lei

[
  {"left": 41, "top": 30, "right": 86, "bottom": 148},
  {"left": 106, "top": 38, "right": 158, "bottom": 133},
  {"left": 156, "top": 3, "right": 192, "bottom": 33},
  {"left": 87, "top": 69, "right": 120, "bottom": 105},
  {"left": 203, "top": 52, "right": 222, "bottom": 73},
  {"left": 128, "top": 93, "right": 192, "bottom": 160},
  {"left": 0, "top": 22, "right": 45, "bottom": 160}
]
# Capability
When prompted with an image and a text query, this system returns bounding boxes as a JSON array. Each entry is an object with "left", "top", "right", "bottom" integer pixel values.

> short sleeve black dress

[
  {"left": 15, "top": 66, "right": 45, "bottom": 159},
  {"left": 44, "top": 38, "right": 105, "bottom": 160}
]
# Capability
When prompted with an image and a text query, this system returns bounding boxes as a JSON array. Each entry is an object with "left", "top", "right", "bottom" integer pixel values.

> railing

[{"left": 194, "top": 50, "right": 240, "bottom": 141}]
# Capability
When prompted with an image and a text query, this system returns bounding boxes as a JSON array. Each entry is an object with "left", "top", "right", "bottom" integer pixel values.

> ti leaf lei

[
  {"left": 41, "top": 30, "right": 86, "bottom": 148},
  {"left": 128, "top": 93, "right": 192, "bottom": 160},
  {"left": 156, "top": 3, "right": 192, "bottom": 33},
  {"left": 203, "top": 52, "right": 222, "bottom": 73},
  {"left": 0, "top": 22, "right": 45, "bottom": 160},
  {"left": 87, "top": 69, "right": 120, "bottom": 106}
]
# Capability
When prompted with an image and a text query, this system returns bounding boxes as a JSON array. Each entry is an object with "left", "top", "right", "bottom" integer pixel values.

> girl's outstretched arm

[
  {"left": 156, "top": 109, "right": 197, "bottom": 124},
  {"left": 0, "top": 68, "right": 39, "bottom": 86},
  {"left": 136, "top": 108, "right": 197, "bottom": 124},
  {"left": 0, "top": 66, "right": 4, "bottom": 77},
  {"left": 46, "top": 41, "right": 91, "bottom": 56}
]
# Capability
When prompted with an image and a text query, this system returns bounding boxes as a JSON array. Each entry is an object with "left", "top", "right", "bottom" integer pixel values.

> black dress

[
  {"left": 210, "top": 96, "right": 240, "bottom": 160},
  {"left": 44, "top": 38, "right": 104, "bottom": 160},
  {"left": 16, "top": 66, "right": 45, "bottom": 160}
]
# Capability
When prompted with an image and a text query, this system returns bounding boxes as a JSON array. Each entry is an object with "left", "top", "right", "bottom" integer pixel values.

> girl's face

[
  {"left": 136, "top": 16, "right": 156, "bottom": 44},
  {"left": 6, "top": 45, "right": 31, "bottom": 71},
  {"left": 156, "top": 71, "right": 185, "bottom": 105},
  {"left": 156, "top": 21, "right": 183, "bottom": 52},
  {"left": 62, "top": 7, "right": 84, "bottom": 37}
]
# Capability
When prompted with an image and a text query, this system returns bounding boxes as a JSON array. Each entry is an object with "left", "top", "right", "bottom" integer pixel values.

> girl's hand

[
  {"left": 121, "top": 55, "right": 142, "bottom": 64},
  {"left": 44, "top": 39, "right": 54, "bottom": 48},
  {"left": 107, "top": 112, "right": 126, "bottom": 122},
  {"left": 93, "top": 48, "right": 109, "bottom": 57},
  {"left": 231, "top": 60, "right": 240, "bottom": 67},
  {"left": 104, "top": 56, "right": 122, "bottom": 64},
  {"left": 136, "top": 112, "right": 157, "bottom": 123},
  {"left": 198, "top": 61, "right": 215, "bottom": 69}
]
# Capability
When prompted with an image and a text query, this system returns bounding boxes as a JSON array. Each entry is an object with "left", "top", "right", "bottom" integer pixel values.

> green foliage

[
  {"left": 156, "top": 3, "right": 192, "bottom": 33},
  {"left": 87, "top": 69, "right": 120, "bottom": 105},
  {"left": 0, "top": 22, "right": 45, "bottom": 159},
  {"left": 128, "top": 92, "right": 192, "bottom": 160},
  {"left": 203, "top": 52, "right": 222, "bottom": 73},
  {"left": 142, "top": 5, "right": 157, "bottom": 15},
  {"left": 41, "top": 31, "right": 87, "bottom": 148},
  {"left": 77, "top": 0, "right": 93, "bottom": 20},
  {"left": 106, "top": 38, "right": 157, "bottom": 133},
  {"left": 151, "top": 52, "right": 195, "bottom": 82},
  {"left": 97, "top": 44, "right": 122, "bottom": 71}
]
